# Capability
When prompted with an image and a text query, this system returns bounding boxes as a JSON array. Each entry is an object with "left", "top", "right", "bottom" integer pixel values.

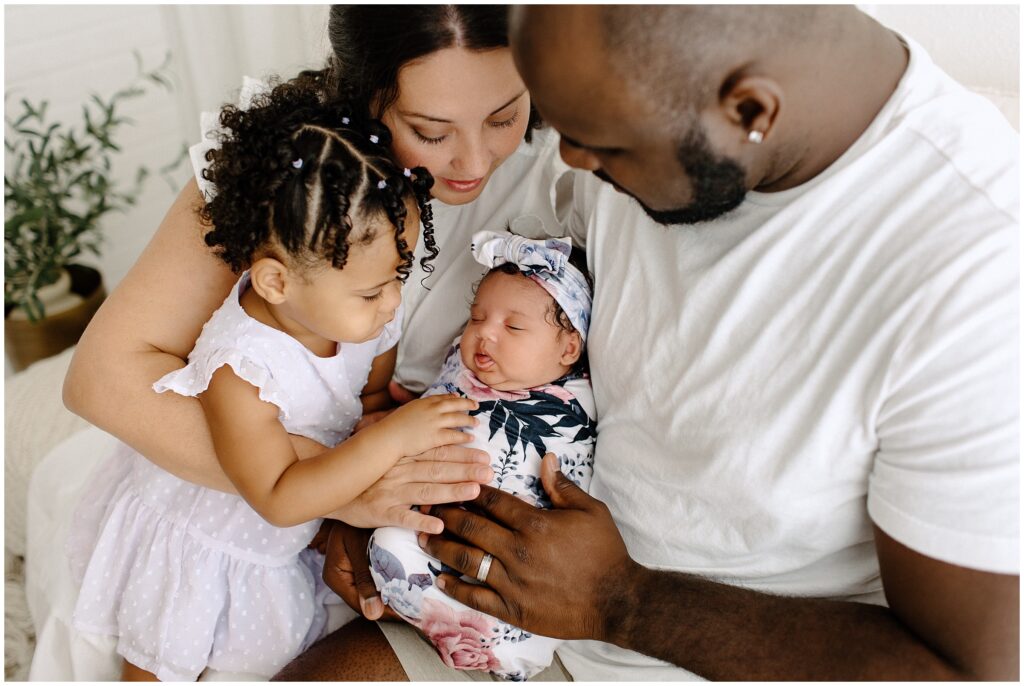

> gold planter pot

[{"left": 5, "top": 264, "right": 106, "bottom": 372}]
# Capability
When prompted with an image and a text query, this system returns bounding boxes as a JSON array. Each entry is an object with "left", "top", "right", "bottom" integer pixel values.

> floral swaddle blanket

[{"left": 368, "top": 337, "right": 597, "bottom": 680}]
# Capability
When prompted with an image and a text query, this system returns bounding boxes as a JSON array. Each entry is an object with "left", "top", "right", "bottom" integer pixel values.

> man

[{"left": 283, "top": 5, "right": 1018, "bottom": 680}]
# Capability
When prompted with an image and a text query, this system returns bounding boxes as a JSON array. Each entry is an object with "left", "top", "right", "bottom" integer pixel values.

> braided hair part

[{"left": 199, "top": 77, "right": 436, "bottom": 280}]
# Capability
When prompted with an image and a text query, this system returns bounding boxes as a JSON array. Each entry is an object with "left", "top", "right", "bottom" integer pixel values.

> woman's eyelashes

[
  {"left": 411, "top": 111, "right": 521, "bottom": 145},
  {"left": 414, "top": 129, "right": 446, "bottom": 145},
  {"left": 490, "top": 110, "right": 520, "bottom": 130}
]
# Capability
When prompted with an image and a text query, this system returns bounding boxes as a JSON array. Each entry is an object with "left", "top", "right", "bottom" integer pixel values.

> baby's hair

[{"left": 199, "top": 77, "right": 437, "bottom": 279}]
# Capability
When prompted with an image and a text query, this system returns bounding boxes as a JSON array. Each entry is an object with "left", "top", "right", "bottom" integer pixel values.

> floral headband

[{"left": 470, "top": 230, "right": 592, "bottom": 342}]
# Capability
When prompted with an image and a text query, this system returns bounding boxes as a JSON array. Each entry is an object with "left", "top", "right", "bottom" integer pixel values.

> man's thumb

[{"left": 541, "top": 453, "right": 587, "bottom": 509}]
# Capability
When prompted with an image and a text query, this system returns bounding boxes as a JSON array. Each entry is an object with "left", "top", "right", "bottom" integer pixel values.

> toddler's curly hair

[{"left": 199, "top": 77, "right": 437, "bottom": 279}]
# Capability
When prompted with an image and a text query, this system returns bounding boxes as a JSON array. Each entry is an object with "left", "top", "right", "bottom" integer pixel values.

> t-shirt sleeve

[
  {"left": 868, "top": 229, "right": 1019, "bottom": 574},
  {"left": 189, "top": 76, "right": 272, "bottom": 202}
]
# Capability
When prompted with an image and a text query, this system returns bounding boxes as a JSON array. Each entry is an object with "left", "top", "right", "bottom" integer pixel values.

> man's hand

[
  {"left": 321, "top": 520, "right": 402, "bottom": 621},
  {"left": 422, "top": 457, "right": 1019, "bottom": 680},
  {"left": 328, "top": 444, "right": 492, "bottom": 533},
  {"left": 420, "top": 453, "right": 637, "bottom": 641}
]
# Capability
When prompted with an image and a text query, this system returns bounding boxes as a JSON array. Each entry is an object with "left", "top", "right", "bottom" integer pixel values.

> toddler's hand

[{"left": 380, "top": 394, "right": 478, "bottom": 457}]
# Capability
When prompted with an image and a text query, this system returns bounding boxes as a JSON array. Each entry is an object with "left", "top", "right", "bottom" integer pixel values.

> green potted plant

[{"left": 4, "top": 53, "right": 178, "bottom": 371}]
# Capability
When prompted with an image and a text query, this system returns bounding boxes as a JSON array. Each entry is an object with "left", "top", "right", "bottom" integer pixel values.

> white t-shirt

[{"left": 554, "top": 37, "right": 1019, "bottom": 680}]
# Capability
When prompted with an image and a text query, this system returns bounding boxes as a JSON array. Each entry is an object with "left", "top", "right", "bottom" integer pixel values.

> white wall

[
  {"left": 862, "top": 4, "right": 1020, "bottom": 125},
  {"left": 4, "top": 5, "right": 331, "bottom": 293}
]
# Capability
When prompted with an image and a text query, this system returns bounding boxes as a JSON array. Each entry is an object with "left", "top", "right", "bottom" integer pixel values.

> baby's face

[{"left": 460, "top": 270, "right": 581, "bottom": 391}]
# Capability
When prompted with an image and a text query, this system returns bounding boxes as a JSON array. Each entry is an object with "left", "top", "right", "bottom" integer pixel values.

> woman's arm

[
  {"left": 360, "top": 347, "right": 398, "bottom": 415},
  {"left": 200, "top": 364, "right": 479, "bottom": 528},
  {"left": 62, "top": 179, "right": 239, "bottom": 491}
]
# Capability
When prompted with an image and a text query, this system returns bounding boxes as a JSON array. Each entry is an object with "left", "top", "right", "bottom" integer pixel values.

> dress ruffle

[
  {"left": 70, "top": 453, "right": 330, "bottom": 680},
  {"left": 153, "top": 348, "right": 291, "bottom": 420}
]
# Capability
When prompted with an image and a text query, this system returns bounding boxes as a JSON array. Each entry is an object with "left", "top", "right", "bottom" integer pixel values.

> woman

[{"left": 47, "top": 5, "right": 573, "bottom": 680}]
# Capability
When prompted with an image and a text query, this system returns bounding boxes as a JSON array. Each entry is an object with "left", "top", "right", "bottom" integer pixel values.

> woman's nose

[
  {"left": 451, "top": 131, "right": 491, "bottom": 179},
  {"left": 559, "top": 138, "right": 601, "bottom": 171}
]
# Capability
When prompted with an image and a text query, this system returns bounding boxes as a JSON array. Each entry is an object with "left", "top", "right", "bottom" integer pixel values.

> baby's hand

[{"left": 380, "top": 394, "right": 478, "bottom": 457}]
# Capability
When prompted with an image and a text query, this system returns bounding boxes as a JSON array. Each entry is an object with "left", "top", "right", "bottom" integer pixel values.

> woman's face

[{"left": 381, "top": 47, "right": 530, "bottom": 206}]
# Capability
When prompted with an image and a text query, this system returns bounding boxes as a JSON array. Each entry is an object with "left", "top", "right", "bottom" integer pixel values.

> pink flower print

[
  {"left": 535, "top": 383, "right": 575, "bottom": 403},
  {"left": 455, "top": 369, "right": 530, "bottom": 402},
  {"left": 414, "top": 598, "right": 503, "bottom": 672}
]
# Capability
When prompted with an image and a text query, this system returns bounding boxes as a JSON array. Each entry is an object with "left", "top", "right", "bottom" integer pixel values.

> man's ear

[
  {"left": 248, "top": 257, "right": 291, "bottom": 304},
  {"left": 560, "top": 331, "right": 583, "bottom": 367},
  {"left": 715, "top": 72, "right": 783, "bottom": 144}
]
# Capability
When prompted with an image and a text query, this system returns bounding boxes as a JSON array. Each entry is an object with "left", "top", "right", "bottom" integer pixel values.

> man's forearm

[{"left": 607, "top": 565, "right": 965, "bottom": 680}]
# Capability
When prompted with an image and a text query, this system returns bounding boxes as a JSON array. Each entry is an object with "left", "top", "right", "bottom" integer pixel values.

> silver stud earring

[{"left": 747, "top": 130, "right": 764, "bottom": 144}]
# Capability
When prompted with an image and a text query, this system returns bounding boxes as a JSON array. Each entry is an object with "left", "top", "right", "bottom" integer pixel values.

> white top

[
  {"left": 190, "top": 81, "right": 573, "bottom": 394},
  {"left": 554, "top": 37, "right": 1020, "bottom": 680},
  {"left": 154, "top": 272, "right": 402, "bottom": 448}
]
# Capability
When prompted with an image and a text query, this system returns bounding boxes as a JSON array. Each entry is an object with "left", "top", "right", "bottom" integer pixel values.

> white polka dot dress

[{"left": 68, "top": 273, "right": 402, "bottom": 680}]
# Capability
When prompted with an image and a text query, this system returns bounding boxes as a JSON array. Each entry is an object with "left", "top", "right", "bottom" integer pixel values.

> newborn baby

[{"left": 369, "top": 230, "right": 596, "bottom": 681}]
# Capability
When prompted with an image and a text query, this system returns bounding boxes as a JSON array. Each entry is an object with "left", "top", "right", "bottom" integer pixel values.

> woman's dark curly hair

[{"left": 199, "top": 78, "right": 436, "bottom": 279}]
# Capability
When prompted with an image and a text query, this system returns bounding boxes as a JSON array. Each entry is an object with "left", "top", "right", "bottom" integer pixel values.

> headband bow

[{"left": 470, "top": 230, "right": 592, "bottom": 342}]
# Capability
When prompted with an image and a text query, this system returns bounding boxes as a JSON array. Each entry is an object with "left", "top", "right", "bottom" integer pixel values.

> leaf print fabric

[{"left": 368, "top": 336, "right": 597, "bottom": 680}]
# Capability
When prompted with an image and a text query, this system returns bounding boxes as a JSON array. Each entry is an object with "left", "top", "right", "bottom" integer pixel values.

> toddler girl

[
  {"left": 368, "top": 230, "right": 597, "bottom": 681},
  {"left": 67, "top": 80, "right": 478, "bottom": 681}
]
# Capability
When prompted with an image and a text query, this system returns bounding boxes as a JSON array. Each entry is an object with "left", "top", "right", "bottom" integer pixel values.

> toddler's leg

[
  {"left": 121, "top": 660, "right": 160, "bottom": 681},
  {"left": 369, "top": 526, "right": 560, "bottom": 680}
]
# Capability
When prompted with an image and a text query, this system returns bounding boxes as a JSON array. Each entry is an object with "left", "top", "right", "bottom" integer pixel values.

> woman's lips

[{"left": 442, "top": 177, "right": 483, "bottom": 193}]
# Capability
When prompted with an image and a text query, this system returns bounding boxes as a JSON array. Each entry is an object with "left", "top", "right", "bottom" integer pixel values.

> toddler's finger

[
  {"left": 440, "top": 411, "right": 479, "bottom": 428},
  {"left": 437, "top": 429, "right": 475, "bottom": 446},
  {"left": 436, "top": 396, "right": 479, "bottom": 411}
]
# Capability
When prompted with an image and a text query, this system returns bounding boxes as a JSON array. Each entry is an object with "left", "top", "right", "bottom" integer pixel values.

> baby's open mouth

[{"left": 474, "top": 353, "right": 495, "bottom": 370}]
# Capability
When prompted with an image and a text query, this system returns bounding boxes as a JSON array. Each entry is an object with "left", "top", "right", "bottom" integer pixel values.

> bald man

[{"left": 285, "top": 5, "right": 1018, "bottom": 681}]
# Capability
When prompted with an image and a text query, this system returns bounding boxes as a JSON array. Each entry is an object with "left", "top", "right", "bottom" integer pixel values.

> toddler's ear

[
  {"left": 560, "top": 331, "right": 583, "bottom": 367},
  {"left": 249, "top": 257, "right": 290, "bottom": 304}
]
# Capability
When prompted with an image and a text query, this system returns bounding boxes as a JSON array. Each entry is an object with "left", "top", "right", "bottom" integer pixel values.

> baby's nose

[{"left": 475, "top": 324, "right": 498, "bottom": 342}]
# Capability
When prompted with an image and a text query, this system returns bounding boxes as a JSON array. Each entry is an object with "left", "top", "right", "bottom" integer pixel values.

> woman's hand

[
  {"left": 372, "top": 394, "right": 479, "bottom": 458},
  {"left": 327, "top": 444, "right": 492, "bottom": 533}
]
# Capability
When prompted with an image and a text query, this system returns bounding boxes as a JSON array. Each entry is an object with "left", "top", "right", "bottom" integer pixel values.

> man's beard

[{"left": 597, "top": 127, "right": 748, "bottom": 226}]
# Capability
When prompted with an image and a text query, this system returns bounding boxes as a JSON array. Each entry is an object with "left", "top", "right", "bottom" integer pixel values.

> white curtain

[{"left": 159, "top": 5, "right": 332, "bottom": 142}]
